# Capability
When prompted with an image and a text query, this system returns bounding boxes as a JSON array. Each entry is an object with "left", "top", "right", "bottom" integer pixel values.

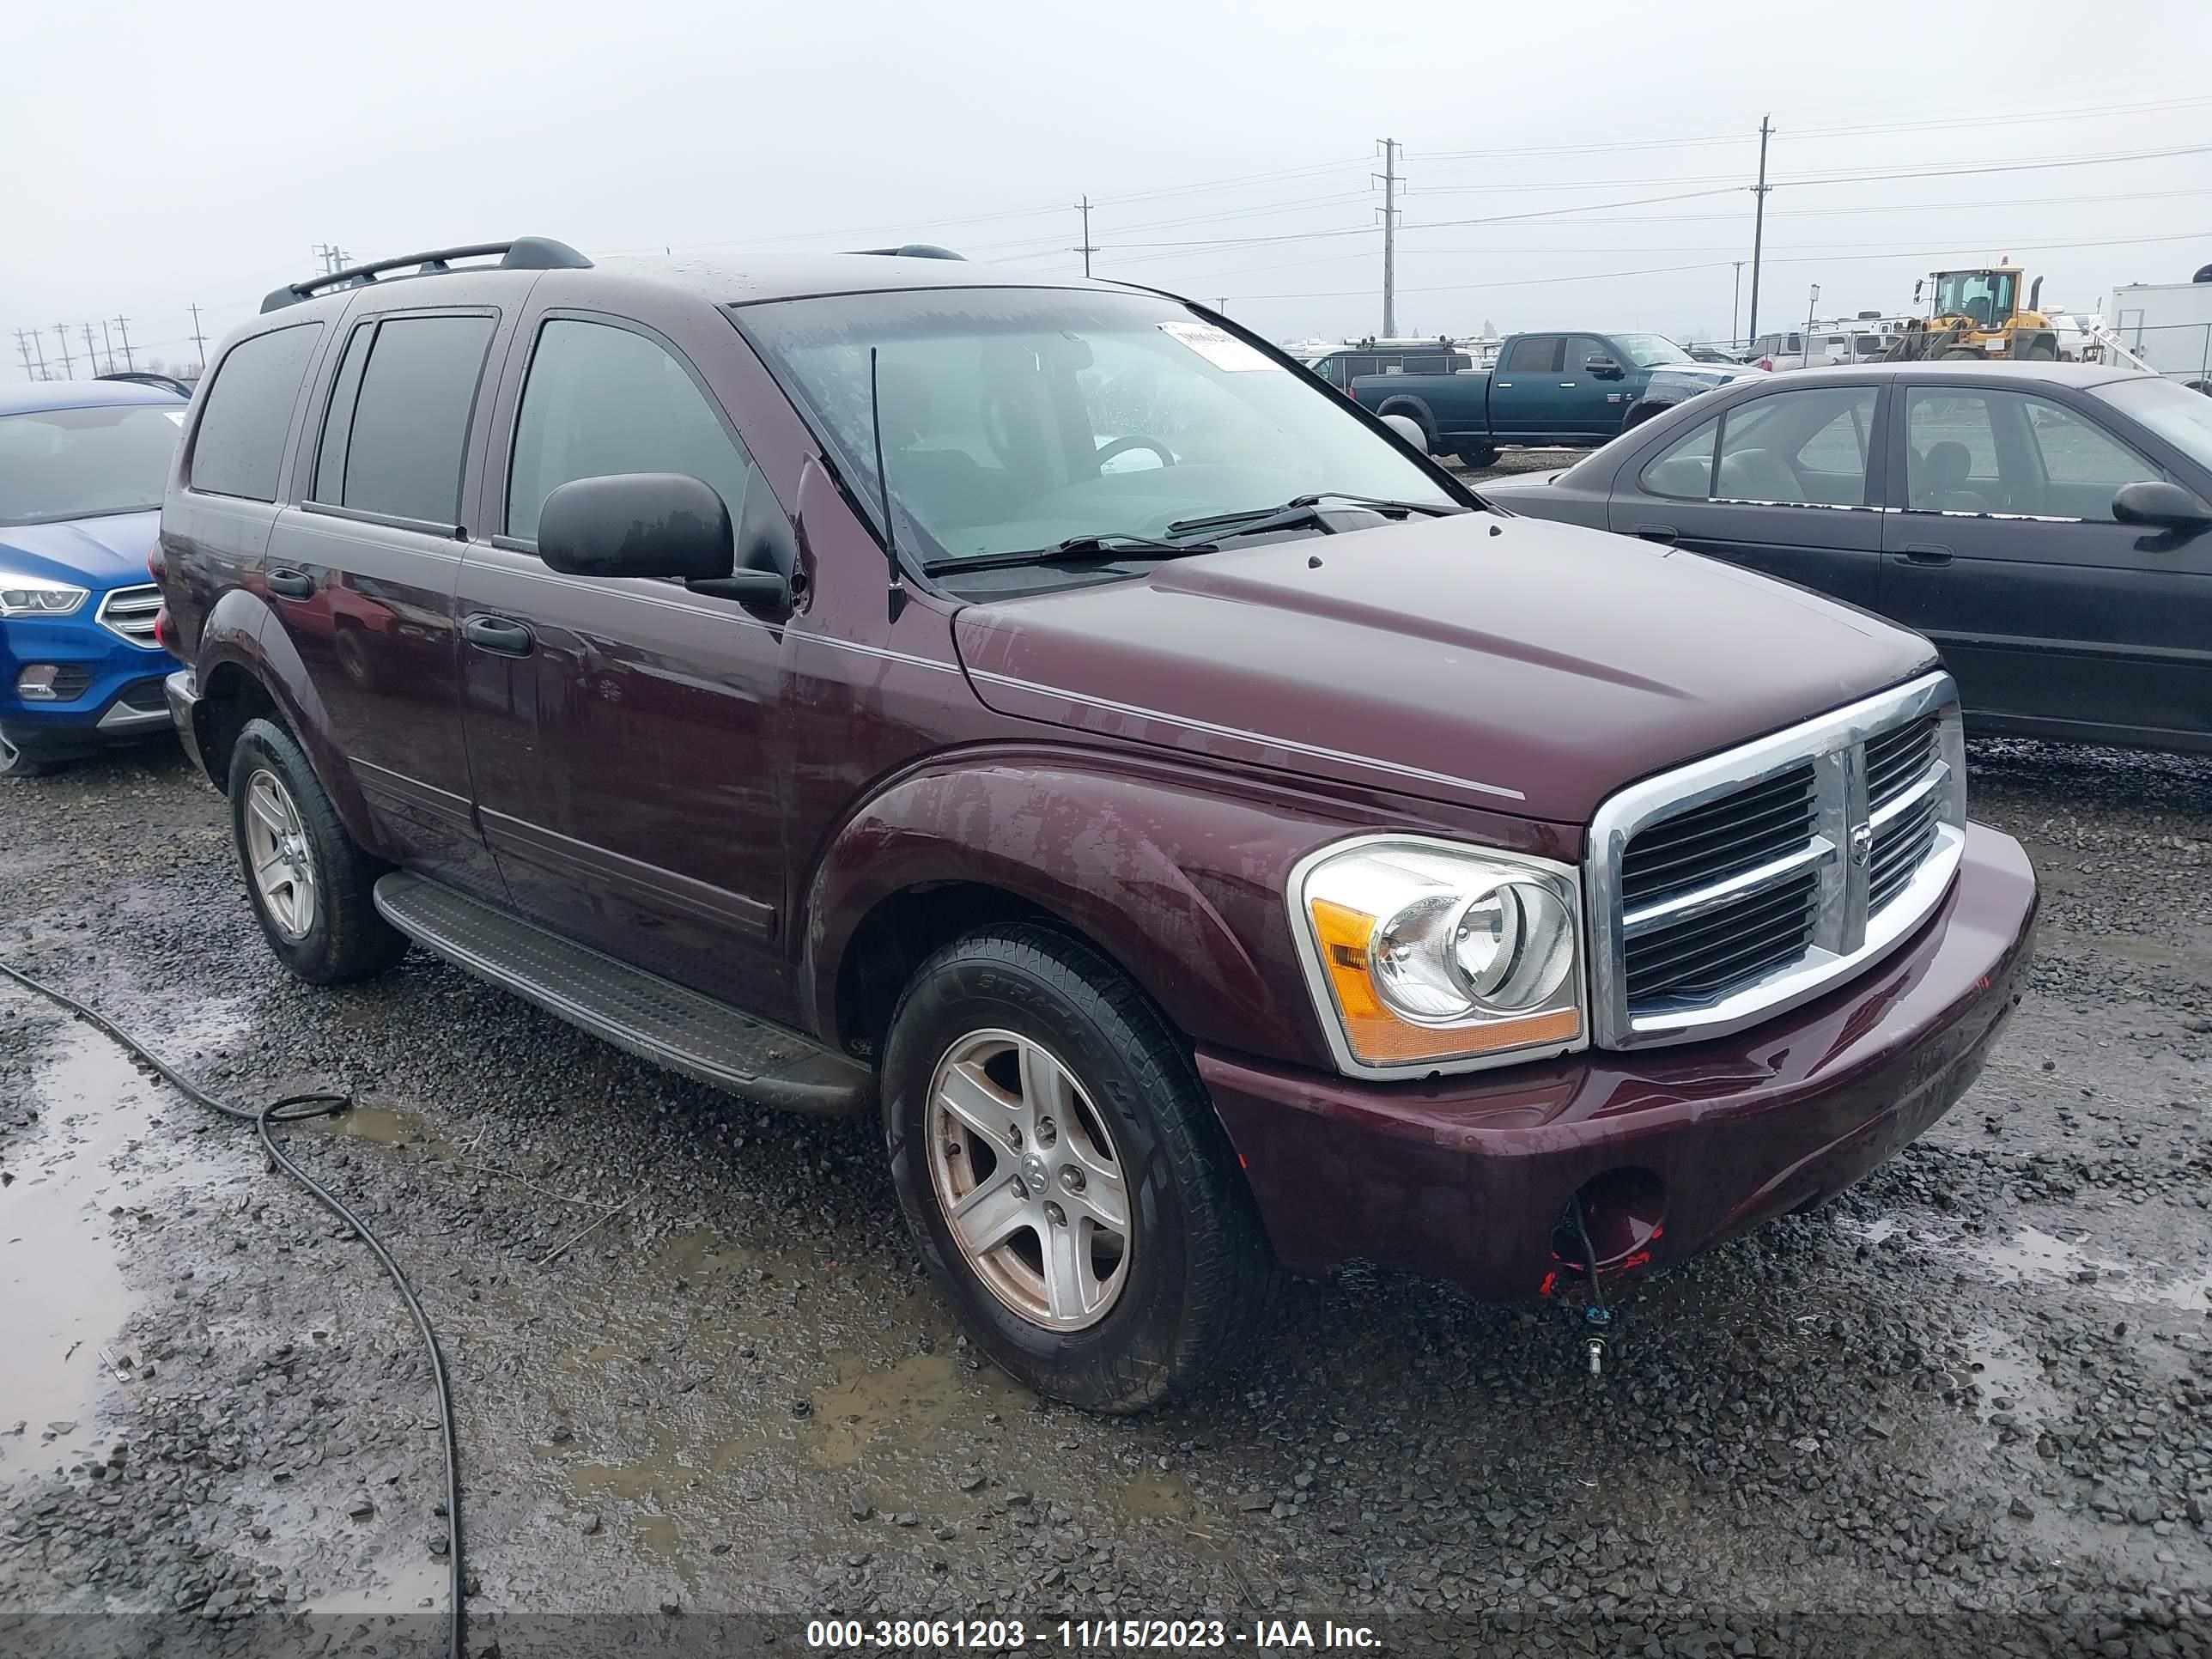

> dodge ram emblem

[{"left": 1849, "top": 822, "right": 1874, "bottom": 868}]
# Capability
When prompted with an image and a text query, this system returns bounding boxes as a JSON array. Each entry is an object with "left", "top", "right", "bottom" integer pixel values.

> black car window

[
  {"left": 1906, "top": 386, "right": 2160, "bottom": 520},
  {"left": 1638, "top": 414, "right": 1719, "bottom": 500},
  {"left": 1715, "top": 386, "right": 1877, "bottom": 507},
  {"left": 337, "top": 315, "right": 496, "bottom": 527},
  {"left": 1503, "top": 337, "right": 1562, "bottom": 374},
  {"left": 311, "top": 322, "right": 376, "bottom": 507},
  {"left": 189, "top": 323, "right": 323, "bottom": 502},
  {"left": 507, "top": 319, "right": 752, "bottom": 544}
]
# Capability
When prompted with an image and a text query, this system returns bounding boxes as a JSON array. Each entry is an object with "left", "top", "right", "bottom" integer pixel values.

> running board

[{"left": 373, "top": 871, "right": 871, "bottom": 1116}]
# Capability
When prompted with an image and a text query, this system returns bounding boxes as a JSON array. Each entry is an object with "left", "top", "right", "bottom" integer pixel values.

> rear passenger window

[
  {"left": 1504, "top": 337, "right": 1562, "bottom": 374},
  {"left": 328, "top": 314, "right": 497, "bottom": 526},
  {"left": 506, "top": 319, "right": 751, "bottom": 544},
  {"left": 190, "top": 323, "right": 323, "bottom": 501},
  {"left": 1638, "top": 416, "right": 1717, "bottom": 499}
]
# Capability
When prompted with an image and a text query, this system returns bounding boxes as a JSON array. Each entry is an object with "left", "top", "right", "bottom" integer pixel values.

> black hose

[
  {"left": 1572, "top": 1191, "right": 1608, "bottom": 1317},
  {"left": 0, "top": 961, "right": 464, "bottom": 1659}
]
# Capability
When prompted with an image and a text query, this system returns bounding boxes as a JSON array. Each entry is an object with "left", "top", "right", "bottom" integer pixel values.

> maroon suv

[{"left": 157, "top": 238, "right": 2038, "bottom": 1411}]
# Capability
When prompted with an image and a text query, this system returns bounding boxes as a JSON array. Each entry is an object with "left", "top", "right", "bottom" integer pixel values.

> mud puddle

[
  {"left": 2, "top": 1018, "right": 171, "bottom": 1464},
  {"left": 1850, "top": 1217, "right": 2212, "bottom": 1310}
]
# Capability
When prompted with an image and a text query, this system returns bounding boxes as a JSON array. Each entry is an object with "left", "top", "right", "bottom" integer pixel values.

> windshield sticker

[{"left": 1157, "top": 321, "right": 1281, "bottom": 373}]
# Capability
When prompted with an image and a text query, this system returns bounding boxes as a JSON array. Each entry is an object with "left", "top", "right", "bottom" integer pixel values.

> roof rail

[
  {"left": 259, "top": 237, "right": 594, "bottom": 313},
  {"left": 849, "top": 244, "right": 966, "bottom": 261}
]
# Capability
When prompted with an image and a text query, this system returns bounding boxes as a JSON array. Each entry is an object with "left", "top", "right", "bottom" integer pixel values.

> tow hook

[{"left": 1583, "top": 1304, "right": 1613, "bottom": 1376}]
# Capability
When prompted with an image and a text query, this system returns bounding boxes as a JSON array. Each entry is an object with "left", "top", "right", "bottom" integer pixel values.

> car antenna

[{"left": 869, "top": 345, "right": 906, "bottom": 623}]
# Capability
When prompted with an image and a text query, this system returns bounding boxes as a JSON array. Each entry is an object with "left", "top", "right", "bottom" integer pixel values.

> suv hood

[
  {"left": 0, "top": 510, "right": 160, "bottom": 590},
  {"left": 952, "top": 513, "right": 1936, "bottom": 824}
]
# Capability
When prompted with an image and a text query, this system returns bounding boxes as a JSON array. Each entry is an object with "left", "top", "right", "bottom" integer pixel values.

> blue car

[{"left": 0, "top": 380, "right": 186, "bottom": 777}]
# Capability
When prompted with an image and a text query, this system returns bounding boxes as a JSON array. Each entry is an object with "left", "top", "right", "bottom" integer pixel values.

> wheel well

[
  {"left": 1376, "top": 397, "right": 1434, "bottom": 434},
  {"left": 834, "top": 882, "right": 1069, "bottom": 1062},
  {"left": 195, "top": 663, "right": 282, "bottom": 793},
  {"left": 1622, "top": 402, "right": 1668, "bottom": 428}
]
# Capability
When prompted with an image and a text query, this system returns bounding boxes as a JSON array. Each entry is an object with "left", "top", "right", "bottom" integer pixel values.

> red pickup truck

[{"left": 156, "top": 239, "right": 2037, "bottom": 1411}]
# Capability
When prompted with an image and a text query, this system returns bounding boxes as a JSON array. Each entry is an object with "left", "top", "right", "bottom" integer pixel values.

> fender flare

[
  {"left": 192, "top": 592, "right": 385, "bottom": 854},
  {"left": 800, "top": 750, "right": 1331, "bottom": 1066},
  {"left": 1621, "top": 400, "right": 1671, "bottom": 430}
]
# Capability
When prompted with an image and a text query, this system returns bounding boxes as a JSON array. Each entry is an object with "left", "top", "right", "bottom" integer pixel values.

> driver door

[{"left": 1879, "top": 380, "right": 2211, "bottom": 744}]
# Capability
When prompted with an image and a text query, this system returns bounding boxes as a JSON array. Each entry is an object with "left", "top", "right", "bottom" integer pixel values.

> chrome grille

[
  {"left": 97, "top": 584, "right": 162, "bottom": 647},
  {"left": 1588, "top": 673, "right": 1967, "bottom": 1049}
]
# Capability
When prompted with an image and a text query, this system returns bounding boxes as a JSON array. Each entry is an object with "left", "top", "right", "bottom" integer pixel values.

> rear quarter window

[{"left": 189, "top": 323, "right": 324, "bottom": 501}]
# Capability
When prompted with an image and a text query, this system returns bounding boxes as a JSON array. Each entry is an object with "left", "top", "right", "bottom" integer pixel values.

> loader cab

[{"left": 1928, "top": 268, "right": 2021, "bottom": 329}]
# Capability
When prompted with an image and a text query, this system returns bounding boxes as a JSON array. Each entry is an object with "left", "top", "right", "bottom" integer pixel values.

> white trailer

[{"left": 2110, "top": 279, "right": 2212, "bottom": 391}]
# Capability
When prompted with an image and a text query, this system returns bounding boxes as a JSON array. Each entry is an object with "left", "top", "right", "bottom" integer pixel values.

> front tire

[
  {"left": 882, "top": 924, "right": 1273, "bottom": 1413},
  {"left": 227, "top": 717, "right": 408, "bottom": 985},
  {"left": 1452, "top": 441, "right": 1499, "bottom": 469}
]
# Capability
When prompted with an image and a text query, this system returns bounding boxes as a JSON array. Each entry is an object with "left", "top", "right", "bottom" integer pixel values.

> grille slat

[
  {"left": 97, "top": 584, "right": 162, "bottom": 647},
  {"left": 1605, "top": 691, "right": 1960, "bottom": 1037},
  {"left": 1619, "top": 763, "right": 1817, "bottom": 908}
]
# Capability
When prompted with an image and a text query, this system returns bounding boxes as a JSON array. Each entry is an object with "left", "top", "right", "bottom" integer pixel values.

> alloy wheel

[
  {"left": 925, "top": 1029, "right": 1132, "bottom": 1331},
  {"left": 243, "top": 769, "right": 317, "bottom": 940}
]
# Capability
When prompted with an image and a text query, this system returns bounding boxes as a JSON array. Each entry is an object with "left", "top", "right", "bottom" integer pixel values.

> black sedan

[{"left": 1481, "top": 362, "right": 2212, "bottom": 753}]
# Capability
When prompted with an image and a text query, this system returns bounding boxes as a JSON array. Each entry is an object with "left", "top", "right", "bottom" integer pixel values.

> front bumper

[
  {"left": 0, "top": 608, "right": 173, "bottom": 758},
  {"left": 1201, "top": 823, "right": 2037, "bottom": 1299}
]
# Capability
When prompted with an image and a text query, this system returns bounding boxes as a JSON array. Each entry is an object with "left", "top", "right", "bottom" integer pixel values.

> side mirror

[
  {"left": 537, "top": 472, "right": 788, "bottom": 605},
  {"left": 1584, "top": 357, "right": 1623, "bottom": 379},
  {"left": 1379, "top": 413, "right": 1430, "bottom": 452},
  {"left": 2112, "top": 479, "right": 2212, "bottom": 529}
]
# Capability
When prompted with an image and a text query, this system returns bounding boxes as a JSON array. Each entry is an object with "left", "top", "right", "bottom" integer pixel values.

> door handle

[
  {"left": 267, "top": 568, "right": 315, "bottom": 600},
  {"left": 1632, "top": 525, "right": 1679, "bottom": 544},
  {"left": 1496, "top": 381, "right": 1514, "bottom": 388},
  {"left": 1559, "top": 381, "right": 1579, "bottom": 388},
  {"left": 463, "top": 614, "right": 535, "bottom": 657},
  {"left": 1897, "top": 544, "right": 1954, "bottom": 567}
]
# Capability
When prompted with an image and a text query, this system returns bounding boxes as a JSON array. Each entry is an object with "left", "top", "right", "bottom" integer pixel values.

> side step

[{"left": 372, "top": 872, "right": 872, "bottom": 1116}]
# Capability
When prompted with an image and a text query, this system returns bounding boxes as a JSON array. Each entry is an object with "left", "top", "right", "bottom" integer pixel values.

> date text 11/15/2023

[{"left": 805, "top": 1618, "right": 1380, "bottom": 1650}]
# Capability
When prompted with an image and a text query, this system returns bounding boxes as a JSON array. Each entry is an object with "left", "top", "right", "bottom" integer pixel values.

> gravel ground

[{"left": 2, "top": 718, "right": 2209, "bottom": 1657}]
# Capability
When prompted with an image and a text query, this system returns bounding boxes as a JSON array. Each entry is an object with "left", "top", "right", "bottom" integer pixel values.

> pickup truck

[{"left": 1352, "top": 331, "right": 1749, "bottom": 465}]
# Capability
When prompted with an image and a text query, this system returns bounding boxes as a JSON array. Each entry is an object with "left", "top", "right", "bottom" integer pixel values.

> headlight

[
  {"left": 1288, "top": 836, "right": 1585, "bottom": 1075},
  {"left": 0, "top": 572, "right": 89, "bottom": 617}
]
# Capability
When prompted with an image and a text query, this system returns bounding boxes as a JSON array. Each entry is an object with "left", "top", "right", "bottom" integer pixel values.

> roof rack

[
  {"left": 259, "top": 237, "right": 594, "bottom": 313},
  {"left": 849, "top": 244, "right": 966, "bottom": 261},
  {"left": 96, "top": 370, "right": 195, "bottom": 398}
]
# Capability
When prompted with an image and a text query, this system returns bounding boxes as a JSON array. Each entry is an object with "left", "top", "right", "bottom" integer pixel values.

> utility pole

[
  {"left": 112, "top": 315, "right": 134, "bottom": 371},
  {"left": 82, "top": 323, "right": 101, "bottom": 376},
  {"left": 27, "top": 328, "right": 49, "bottom": 380},
  {"left": 100, "top": 319, "right": 117, "bottom": 374},
  {"left": 1731, "top": 261, "right": 1746, "bottom": 348},
  {"left": 14, "top": 331, "right": 34, "bottom": 381},
  {"left": 1375, "top": 138, "right": 1401, "bottom": 338},
  {"left": 1802, "top": 284, "right": 1820, "bottom": 369},
  {"left": 1747, "top": 115, "right": 1772, "bottom": 347},
  {"left": 53, "top": 324, "right": 75, "bottom": 378},
  {"left": 188, "top": 303, "right": 209, "bottom": 374},
  {"left": 1073, "top": 197, "right": 1097, "bottom": 279}
]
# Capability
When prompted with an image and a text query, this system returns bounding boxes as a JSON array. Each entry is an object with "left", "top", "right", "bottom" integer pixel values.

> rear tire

[
  {"left": 882, "top": 924, "right": 1274, "bottom": 1413},
  {"left": 227, "top": 717, "right": 408, "bottom": 985}
]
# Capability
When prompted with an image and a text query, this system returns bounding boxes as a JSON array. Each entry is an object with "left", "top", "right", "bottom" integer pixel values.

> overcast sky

[{"left": 4, "top": 0, "right": 2209, "bottom": 374}]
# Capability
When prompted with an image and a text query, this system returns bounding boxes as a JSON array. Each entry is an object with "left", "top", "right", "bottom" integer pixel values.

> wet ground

[{"left": 3, "top": 726, "right": 2209, "bottom": 1656}]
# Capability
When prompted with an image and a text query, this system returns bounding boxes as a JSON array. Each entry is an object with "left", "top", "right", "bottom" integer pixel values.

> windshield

[
  {"left": 2093, "top": 376, "right": 2212, "bottom": 472},
  {"left": 0, "top": 402, "right": 182, "bottom": 526},
  {"left": 1932, "top": 270, "right": 2018, "bottom": 327},
  {"left": 735, "top": 288, "right": 1457, "bottom": 574},
  {"left": 1613, "top": 334, "right": 1695, "bottom": 368}
]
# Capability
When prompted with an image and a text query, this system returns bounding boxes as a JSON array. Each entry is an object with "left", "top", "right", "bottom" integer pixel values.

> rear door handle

[
  {"left": 1632, "top": 524, "right": 1679, "bottom": 544},
  {"left": 463, "top": 614, "right": 535, "bottom": 657},
  {"left": 1897, "top": 544, "right": 1954, "bottom": 566},
  {"left": 267, "top": 568, "right": 315, "bottom": 600}
]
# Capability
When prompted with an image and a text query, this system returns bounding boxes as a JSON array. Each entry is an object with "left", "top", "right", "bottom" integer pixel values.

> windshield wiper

[
  {"left": 1164, "top": 492, "right": 1464, "bottom": 540},
  {"left": 921, "top": 533, "right": 1219, "bottom": 577}
]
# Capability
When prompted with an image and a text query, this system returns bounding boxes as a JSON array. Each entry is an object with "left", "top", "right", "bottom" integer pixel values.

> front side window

[
  {"left": 191, "top": 323, "right": 322, "bottom": 501},
  {"left": 0, "top": 403, "right": 183, "bottom": 526},
  {"left": 507, "top": 319, "right": 753, "bottom": 544},
  {"left": 1905, "top": 386, "right": 2160, "bottom": 520},
  {"left": 328, "top": 314, "right": 496, "bottom": 526},
  {"left": 737, "top": 288, "right": 1455, "bottom": 576}
]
